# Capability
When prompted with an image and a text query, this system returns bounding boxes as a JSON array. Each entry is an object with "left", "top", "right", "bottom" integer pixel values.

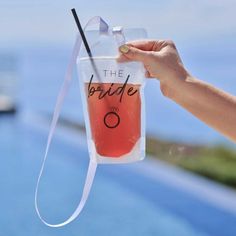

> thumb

[{"left": 119, "top": 44, "right": 150, "bottom": 62}]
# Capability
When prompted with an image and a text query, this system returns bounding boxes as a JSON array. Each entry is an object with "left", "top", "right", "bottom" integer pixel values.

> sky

[{"left": 0, "top": 0, "right": 236, "bottom": 48}]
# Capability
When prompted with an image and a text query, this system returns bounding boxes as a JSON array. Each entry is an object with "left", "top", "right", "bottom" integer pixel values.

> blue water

[{"left": 1, "top": 115, "right": 236, "bottom": 236}]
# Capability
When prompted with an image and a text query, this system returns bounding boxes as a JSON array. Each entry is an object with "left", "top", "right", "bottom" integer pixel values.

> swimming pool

[{"left": 0, "top": 114, "right": 236, "bottom": 236}]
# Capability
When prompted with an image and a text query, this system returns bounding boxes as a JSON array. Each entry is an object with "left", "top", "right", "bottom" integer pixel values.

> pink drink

[{"left": 86, "top": 81, "right": 141, "bottom": 157}]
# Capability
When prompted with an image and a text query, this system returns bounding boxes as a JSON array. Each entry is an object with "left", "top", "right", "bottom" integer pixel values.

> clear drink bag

[{"left": 35, "top": 16, "right": 147, "bottom": 227}]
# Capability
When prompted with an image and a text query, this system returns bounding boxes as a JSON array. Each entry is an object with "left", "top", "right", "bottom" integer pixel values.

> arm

[
  {"left": 118, "top": 40, "right": 236, "bottom": 142},
  {"left": 166, "top": 75, "right": 236, "bottom": 142}
]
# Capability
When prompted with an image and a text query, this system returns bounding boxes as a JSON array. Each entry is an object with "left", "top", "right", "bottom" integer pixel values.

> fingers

[
  {"left": 118, "top": 44, "right": 152, "bottom": 62},
  {"left": 117, "top": 39, "right": 167, "bottom": 63},
  {"left": 126, "top": 40, "right": 157, "bottom": 51},
  {"left": 123, "top": 39, "right": 166, "bottom": 52},
  {"left": 145, "top": 70, "right": 155, "bottom": 78},
  {"left": 116, "top": 54, "right": 131, "bottom": 63},
  {"left": 145, "top": 70, "right": 151, "bottom": 78},
  {"left": 117, "top": 53, "right": 155, "bottom": 78}
]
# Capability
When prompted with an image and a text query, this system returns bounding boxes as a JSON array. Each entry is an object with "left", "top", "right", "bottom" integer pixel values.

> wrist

[{"left": 159, "top": 68, "right": 190, "bottom": 99}]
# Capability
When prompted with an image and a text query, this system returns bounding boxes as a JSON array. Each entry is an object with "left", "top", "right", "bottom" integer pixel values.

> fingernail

[{"left": 119, "top": 44, "right": 130, "bottom": 54}]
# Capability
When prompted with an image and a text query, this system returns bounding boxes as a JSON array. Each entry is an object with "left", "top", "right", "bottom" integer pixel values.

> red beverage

[{"left": 86, "top": 82, "right": 141, "bottom": 157}]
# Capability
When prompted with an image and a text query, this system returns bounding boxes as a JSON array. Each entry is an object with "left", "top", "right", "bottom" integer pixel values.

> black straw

[
  {"left": 71, "top": 8, "right": 103, "bottom": 87},
  {"left": 71, "top": 8, "right": 92, "bottom": 57},
  {"left": 71, "top": 9, "right": 110, "bottom": 107}
]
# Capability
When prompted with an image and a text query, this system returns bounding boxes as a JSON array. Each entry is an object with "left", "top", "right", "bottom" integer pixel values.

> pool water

[{"left": 0, "top": 115, "right": 235, "bottom": 236}]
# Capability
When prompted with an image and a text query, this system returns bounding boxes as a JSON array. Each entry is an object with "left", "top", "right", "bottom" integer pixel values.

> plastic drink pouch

[
  {"left": 35, "top": 16, "right": 147, "bottom": 227},
  {"left": 78, "top": 57, "right": 146, "bottom": 163}
]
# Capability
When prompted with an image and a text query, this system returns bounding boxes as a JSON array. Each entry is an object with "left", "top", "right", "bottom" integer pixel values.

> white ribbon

[{"left": 35, "top": 17, "right": 109, "bottom": 227}]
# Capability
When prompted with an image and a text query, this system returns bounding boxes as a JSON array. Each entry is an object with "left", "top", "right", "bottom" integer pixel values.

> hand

[
  {"left": 118, "top": 40, "right": 236, "bottom": 142},
  {"left": 118, "top": 40, "right": 189, "bottom": 97}
]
